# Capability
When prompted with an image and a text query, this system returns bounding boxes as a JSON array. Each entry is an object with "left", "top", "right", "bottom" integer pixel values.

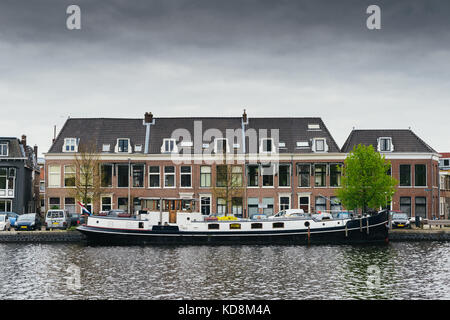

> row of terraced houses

[{"left": 42, "top": 111, "right": 443, "bottom": 220}]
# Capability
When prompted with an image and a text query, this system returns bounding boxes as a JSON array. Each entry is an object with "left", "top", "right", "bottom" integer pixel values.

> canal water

[{"left": 0, "top": 242, "right": 448, "bottom": 300}]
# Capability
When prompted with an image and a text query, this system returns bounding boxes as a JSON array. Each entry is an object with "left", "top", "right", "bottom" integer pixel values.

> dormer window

[
  {"left": 161, "top": 138, "right": 177, "bottom": 153},
  {"left": 312, "top": 138, "right": 328, "bottom": 153},
  {"left": 214, "top": 138, "right": 229, "bottom": 154},
  {"left": 63, "top": 138, "right": 78, "bottom": 152},
  {"left": 259, "top": 138, "right": 275, "bottom": 153},
  {"left": 102, "top": 144, "right": 110, "bottom": 152},
  {"left": 296, "top": 141, "right": 309, "bottom": 149},
  {"left": 117, "top": 139, "right": 130, "bottom": 153},
  {"left": 308, "top": 124, "right": 321, "bottom": 131},
  {"left": 378, "top": 137, "right": 393, "bottom": 152},
  {"left": 0, "top": 142, "right": 8, "bottom": 156},
  {"left": 134, "top": 144, "right": 143, "bottom": 152}
]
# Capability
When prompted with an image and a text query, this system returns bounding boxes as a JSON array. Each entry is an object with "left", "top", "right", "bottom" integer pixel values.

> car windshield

[
  {"left": 18, "top": 214, "right": 35, "bottom": 222},
  {"left": 47, "top": 211, "right": 64, "bottom": 218},
  {"left": 393, "top": 213, "right": 408, "bottom": 220}
]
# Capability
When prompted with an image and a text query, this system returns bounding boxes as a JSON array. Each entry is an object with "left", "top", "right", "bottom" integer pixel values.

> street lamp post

[{"left": 128, "top": 158, "right": 131, "bottom": 215}]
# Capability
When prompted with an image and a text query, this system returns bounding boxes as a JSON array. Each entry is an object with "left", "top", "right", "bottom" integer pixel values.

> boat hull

[{"left": 77, "top": 211, "right": 389, "bottom": 245}]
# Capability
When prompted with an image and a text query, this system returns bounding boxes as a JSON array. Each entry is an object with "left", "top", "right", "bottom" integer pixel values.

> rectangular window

[
  {"left": 180, "top": 166, "right": 192, "bottom": 188},
  {"left": 315, "top": 139, "right": 325, "bottom": 152},
  {"left": 49, "top": 197, "right": 60, "bottom": 209},
  {"left": 200, "top": 196, "right": 211, "bottom": 215},
  {"left": 231, "top": 166, "right": 243, "bottom": 187},
  {"left": 118, "top": 197, "right": 128, "bottom": 211},
  {"left": 0, "top": 168, "right": 7, "bottom": 191},
  {"left": 64, "top": 165, "right": 76, "bottom": 187},
  {"left": 415, "top": 164, "right": 427, "bottom": 187},
  {"left": 200, "top": 166, "right": 211, "bottom": 187},
  {"left": 262, "top": 165, "right": 274, "bottom": 187},
  {"left": 215, "top": 138, "right": 228, "bottom": 154},
  {"left": 149, "top": 166, "right": 160, "bottom": 188},
  {"left": 216, "top": 165, "right": 228, "bottom": 187},
  {"left": 232, "top": 197, "right": 243, "bottom": 216},
  {"left": 299, "top": 196, "right": 310, "bottom": 213},
  {"left": 101, "top": 164, "right": 113, "bottom": 188},
  {"left": 262, "top": 197, "right": 274, "bottom": 215},
  {"left": 278, "top": 164, "right": 290, "bottom": 187},
  {"left": 0, "top": 199, "right": 12, "bottom": 211},
  {"left": 261, "top": 138, "right": 273, "bottom": 153},
  {"left": 63, "top": 138, "right": 77, "bottom": 152},
  {"left": 298, "top": 164, "right": 311, "bottom": 187},
  {"left": 330, "top": 196, "right": 342, "bottom": 212},
  {"left": 400, "top": 165, "right": 411, "bottom": 186},
  {"left": 415, "top": 197, "right": 427, "bottom": 218},
  {"left": 101, "top": 196, "right": 112, "bottom": 212},
  {"left": 48, "top": 165, "right": 61, "bottom": 187},
  {"left": 217, "top": 198, "right": 227, "bottom": 215},
  {"left": 64, "top": 197, "right": 76, "bottom": 213},
  {"left": 0, "top": 143, "right": 8, "bottom": 156},
  {"left": 102, "top": 144, "right": 110, "bottom": 152},
  {"left": 162, "top": 139, "right": 176, "bottom": 153},
  {"left": 248, "top": 197, "right": 259, "bottom": 217},
  {"left": 117, "top": 139, "right": 129, "bottom": 153},
  {"left": 132, "top": 164, "right": 144, "bottom": 188},
  {"left": 379, "top": 138, "right": 392, "bottom": 152},
  {"left": 330, "top": 164, "right": 342, "bottom": 187},
  {"left": 279, "top": 196, "right": 290, "bottom": 211},
  {"left": 117, "top": 165, "right": 129, "bottom": 188},
  {"left": 247, "top": 165, "right": 259, "bottom": 187},
  {"left": 164, "top": 166, "right": 175, "bottom": 187},
  {"left": 315, "top": 196, "right": 326, "bottom": 212},
  {"left": 314, "top": 164, "right": 327, "bottom": 187},
  {"left": 400, "top": 197, "right": 411, "bottom": 217}
]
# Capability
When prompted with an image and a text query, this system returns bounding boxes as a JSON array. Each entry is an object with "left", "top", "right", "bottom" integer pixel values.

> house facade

[
  {"left": 44, "top": 112, "right": 440, "bottom": 219},
  {"left": 439, "top": 153, "right": 450, "bottom": 219},
  {"left": 0, "top": 135, "right": 40, "bottom": 214}
]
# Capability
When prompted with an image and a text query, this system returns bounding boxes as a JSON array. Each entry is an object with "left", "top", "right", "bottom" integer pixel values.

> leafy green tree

[{"left": 337, "top": 144, "right": 397, "bottom": 213}]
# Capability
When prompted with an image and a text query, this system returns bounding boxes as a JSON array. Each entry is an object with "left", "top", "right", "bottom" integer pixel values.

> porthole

[{"left": 304, "top": 221, "right": 310, "bottom": 227}]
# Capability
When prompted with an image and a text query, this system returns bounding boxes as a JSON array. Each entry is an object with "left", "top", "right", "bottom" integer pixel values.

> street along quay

[{"left": 0, "top": 227, "right": 449, "bottom": 243}]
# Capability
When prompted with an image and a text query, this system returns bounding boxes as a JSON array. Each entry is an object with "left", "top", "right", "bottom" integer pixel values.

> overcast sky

[{"left": 1, "top": 0, "right": 449, "bottom": 156}]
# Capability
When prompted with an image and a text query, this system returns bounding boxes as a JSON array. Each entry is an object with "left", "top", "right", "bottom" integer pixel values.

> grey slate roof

[
  {"left": 0, "top": 138, "right": 24, "bottom": 158},
  {"left": 341, "top": 129, "right": 437, "bottom": 153},
  {"left": 49, "top": 117, "right": 341, "bottom": 154},
  {"left": 48, "top": 118, "right": 146, "bottom": 154}
]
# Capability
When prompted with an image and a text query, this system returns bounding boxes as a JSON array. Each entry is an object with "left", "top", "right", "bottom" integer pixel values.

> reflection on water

[{"left": 0, "top": 242, "right": 448, "bottom": 300}]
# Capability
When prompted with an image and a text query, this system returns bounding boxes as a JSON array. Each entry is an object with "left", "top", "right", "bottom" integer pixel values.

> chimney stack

[
  {"left": 34, "top": 145, "right": 38, "bottom": 158},
  {"left": 144, "top": 112, "right": 153, "bottom": 123},
  {"left": 242, "top": 109, "right": 247, "bottom": 123},
  {"left": 21, "top": 134, "right": 27, "bottom": 147}
]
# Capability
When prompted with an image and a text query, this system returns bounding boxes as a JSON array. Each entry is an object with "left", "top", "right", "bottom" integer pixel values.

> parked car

[
  {"left": 0, "top": 214, "right": 11, "bottom": 231},
  {"left": 269, "top": 209, "right": 306, "bottom": 219},
  {"left": 69, "top": 213, "right": 85, "bottom": 226},
  {"left": 391, "top": 211, "right": 411, "bottom": 229},
  {"left": 15, "top": 213, "right": 42, "bottom": 231},
  {"left": 45, "top": 209, "right": 71, "bottom": 230},
  {"left": 0, "top": 212, "right": 19, "bottom": 227}
]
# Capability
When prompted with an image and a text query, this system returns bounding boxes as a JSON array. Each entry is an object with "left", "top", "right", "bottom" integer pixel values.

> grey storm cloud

[{"left": 0, "top": 0, "right": 450, "bottom": 155}]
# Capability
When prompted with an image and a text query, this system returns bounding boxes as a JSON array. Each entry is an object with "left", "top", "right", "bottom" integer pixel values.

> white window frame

[
  {"left": 148, "top": 166, "right": 160, "bottom": 188},
  {"left": 164, "top": 166, "right": 176, "bottom": 188},
  {"left": 261, "top": 164, "right": 274, "bottom": 188},
  {"left": 48, "top": 165, "right": 61, "bottom": 188},
  {"left": 116, "top": 138, "right": 131, "bottom": 153},
  {"left": 378, "top": 137, "right": 394, "bottom": 152},
  {"left": 200, "top": 165, "right": 211, "bottom": 188},
  {"left": 0, "top": 143, "right": 8, "bottom": 156},
  {"left": 214, "top": 138, "right": 230, "bottom": 154},
  {"left": 63, "top": 165, "right": 76, "bottom": 188},
  {"left": 102, "top": 144, "right": 111, "bottom": 152},
  {"left": 199, "top": 194, "right": 212, "bottom": 215},
  {"left": 279, "top": 194, "right": 291, "bottom": 211},
  {"left": 101, "top": 195, "right": 113, "bottom": 212},
  {"left": 312, "top": 138, "right": 327, "bottom": 153},
  {"left": 180, "top": 165, "right": 192, "bottom": 188},
  {"left": 161, "top": 138, "right": 177, "bottom": 153},
  {"left": 62, "top": 138, "right": 78, "bottom": 153},
  {"left": 260, "top": 138, "right": 275, "bottom": 154}
]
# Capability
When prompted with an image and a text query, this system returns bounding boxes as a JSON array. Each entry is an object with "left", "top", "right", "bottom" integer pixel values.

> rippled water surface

[{"left": 0, "top": 242, "right": 448, "bottom": 299}]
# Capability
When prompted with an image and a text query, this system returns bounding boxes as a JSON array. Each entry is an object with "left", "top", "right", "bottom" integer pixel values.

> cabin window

[
  {"left": 139, "top": 222, "right": 144, "bottom": 229},
  {"left": 229, "top": 223, "right": 241, "bottom": 230},
  {"left": 251, "top": 223, "right": 263, "bottom": 229},
  {"left": 272, "top": 222, "right": 284, "bottom": 228},
  {"left": 208, "top": 224, "right": 220, "bottom": 230},
  {"left": 149, "top": 166, "right": 160, "bottom": 188}
]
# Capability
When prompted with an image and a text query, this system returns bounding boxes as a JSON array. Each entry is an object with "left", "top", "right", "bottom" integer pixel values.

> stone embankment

[
  {"left": 389, "top": 226, "right": 450, "bottom": 242},
  {"left": 0, "top": 230, "right": 86, "bottom": 243}
]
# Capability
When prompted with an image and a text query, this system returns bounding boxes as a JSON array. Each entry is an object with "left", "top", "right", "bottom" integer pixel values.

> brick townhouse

[
  {"left": 43, "top": 112, "right": 440, "bottom": 219},
  {"left": 439, "top": 153, "right": 450, "bottom": 219}
]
